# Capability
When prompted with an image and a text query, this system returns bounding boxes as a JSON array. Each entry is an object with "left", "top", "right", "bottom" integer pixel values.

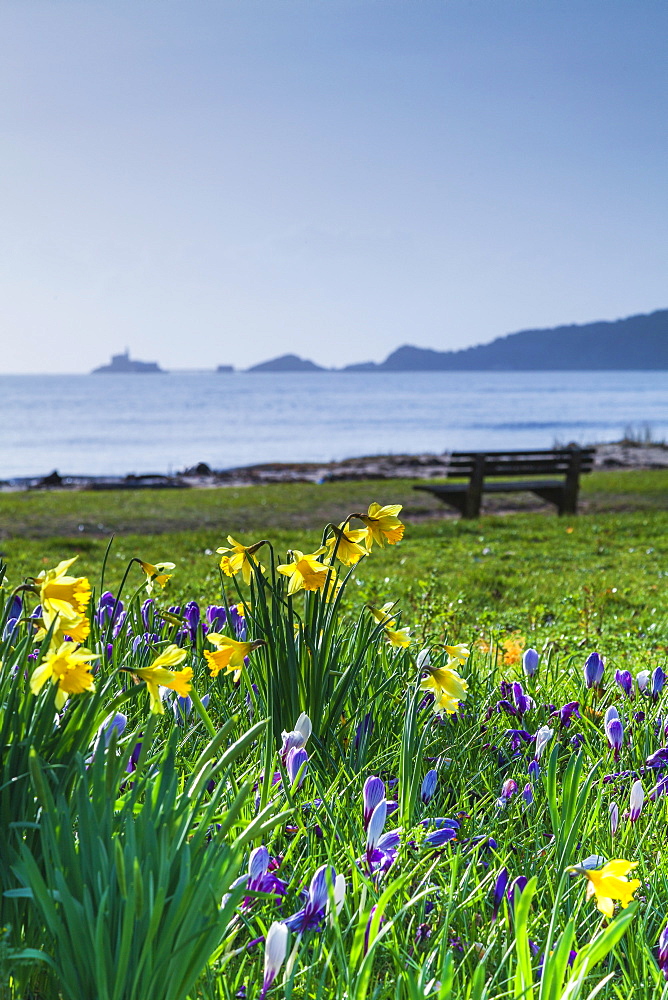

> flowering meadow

[{"left": 2, "top": 499, "right": 668, "bottom": 1000}]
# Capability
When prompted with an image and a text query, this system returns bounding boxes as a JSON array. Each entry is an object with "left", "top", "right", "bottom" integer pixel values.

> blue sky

[{"left": 1, "top": 0, "right": 666, "bottom": 372}]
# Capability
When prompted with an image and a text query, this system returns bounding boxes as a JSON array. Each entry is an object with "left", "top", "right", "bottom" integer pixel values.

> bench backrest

[{"left": 446, "top": 448, "right": 596, "bottom": 478}]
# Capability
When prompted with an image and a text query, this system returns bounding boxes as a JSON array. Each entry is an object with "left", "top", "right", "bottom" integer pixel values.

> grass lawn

[{"left": 2, "top": 468, "right": 666, "bottom": 665}]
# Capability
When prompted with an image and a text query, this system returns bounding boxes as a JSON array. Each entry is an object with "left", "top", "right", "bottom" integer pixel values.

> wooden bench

[{"left": 413, "top": 447, "right": 596, "bottom": 518}]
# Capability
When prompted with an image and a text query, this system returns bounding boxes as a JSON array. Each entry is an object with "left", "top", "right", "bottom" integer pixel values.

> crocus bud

[
  {"left": 615, "top": 669, "right": 634, "bottom": 699},
  {"left": 528, "top": 759, "right": 540, "bottom": 780},
  {"left": 604, "top": 707, "right": 624, "bottom": 760},
  {"left": 424, "top": 826, "right": 457, "bottom": 847},
  {"left": 363, "top": 776, "right": 386, "bottom": 830},
  {"left": 658, "top": 923, "right": 668, "bottom": 980},
  {"left": 523, "top": 648, "right": 539, "bottom": 677},
  {"left": 279, "top": 712, "right": 312, "bottom": 760},
  {"left": 366, "top": 799, "right": 388, "bottom": 853},
  {"left": 500, "top": 779, "right": 518, "bottom": 801},
  {"left": 609, "top": 801, "right": 619, "bottom": 836},
  {"left": 285, "top": 747, "right": 308, "bottom": 787},
  {"left": 652, "top": 667, "right": 666, "bottom": 701},
  {"left": 421, "top": 769, "right": 438, "bottom": 804},
  {"left": 522, "top": 783, "right": 534, "bottom": 806},
  {"left": 492, "top": 867, "right": 509, "bottom": 920},
  {"left": 629, "top": 779, "right": 644, "bottom": 822},
  {"left": 534, "top": 726, "right": 554, "bottom": 760},
  {"left": 260, "top": 922, "right": 288, "bottom": 999},
  {"left": 507, "top": 875, "right": 528, "bottom": 911},
  {"left": 636, "top": 670, "right": 650, "bottom": 694},
  {"left": 584, "top": 651, "right": 604, "bottom": 689},
  {"left": 248, "top": 845, "right": 270, "bottom": 885}
]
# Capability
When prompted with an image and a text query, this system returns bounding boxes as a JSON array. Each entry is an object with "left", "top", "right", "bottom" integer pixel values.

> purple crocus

[
  {"left": 629, "top": 779, "right": 644, "bottom": 822},
  {"left": 259, "top": 922, "right": 288, "bottom": 999},
  {"left": 522, "top": 783, "right": 534, "bottom": 806},
  {"left": 528, "top": 758, "right": 540, "bottom": 780},
  {"left": 506, "top": 729, "right": 534, "bottom": 753},
  {"left": 584, "top": 651, "right": 605, "bottom": 689},
  {"left": 363, "top": 776, "right": 386, "bottom": 830},
  {"left": 652, "top": 667, "right": 666, "bottom": 701},
  {"left": 96, "top": 591, "right": 122, "bottom": 627},
  {"left": 507, "top": 875, "right": 528, "bottom": 911},
  {"left": 183, "top": 601, "right": 201, "bottom": 642},
  {"left": 279, "top": 712, "right": 312, "bottom": 762},
  {"left": 512, "top": 682, "right": 534, "bottom": 717},
  {"left": 551, "top": 701, "right": 581, "bottom": 728},
  {"left": 284, "top": 865, "right": 346, "bottom": 933},
  {"left": 206, "top": 604, "right": 227, "bottom": 631},
  {"left": 286, "top": 747, "right": 308, "bottom": 788},
  {"left": 615, "top": 670, "right": 634, "bottom": 699},
  {"left": 498, "top": 779, "right": 518, "bottom": 807},
  {"left": 522, "top": 648, "right": 539, "bottom": 678},
  {"left": 604, "top": 707, "right": 624, "bottom": 760},
  {"left": 636, "top": 670, "right": 650, "bottom": 695},
  {"left": 423, "top": 825, "right": 457, "bottom": 848},
  {"left": 421, "top": 769, "right": 438, "bottom": 804},
  {"left": 95, "top": 712, "right": 128, "bottom": 750},
  {"left": 492, "top": 867, "right": 509, "bottom": 920},
  {"left": 658, "top": 923, "right": 668, "bottom": 980},
  {"left": 649, "top": 775, "right": 668, "bottom": 801},
  {"left": 609, "top": 801, "right": 619, "bottom": 836},
  {"left": 645, "top": 746, "right": 668, "bottom": 769}
]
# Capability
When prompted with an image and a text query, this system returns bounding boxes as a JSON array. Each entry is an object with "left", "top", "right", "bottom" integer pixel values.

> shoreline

[{"left": 2, "top": 441, "right": 667, "bottom": 493}]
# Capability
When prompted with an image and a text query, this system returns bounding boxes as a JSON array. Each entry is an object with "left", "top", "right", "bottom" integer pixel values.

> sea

[{"left": 2, "top": 371, "right": 667, "bottom": 479}]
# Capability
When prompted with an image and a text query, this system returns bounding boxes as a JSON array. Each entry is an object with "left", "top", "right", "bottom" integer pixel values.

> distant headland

[
  {"left": 92, "top": 350, "right": 164, "bottom": 374},
  {"left": 90, "top": 309, "right": 668, "bottom": 374}
]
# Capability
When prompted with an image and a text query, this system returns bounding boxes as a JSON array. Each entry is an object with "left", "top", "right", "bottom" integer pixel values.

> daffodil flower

[
  {"left": 353, "top": 503, "right": 405, "bottom": 549},
  {"left": 569, "top": 859, "right": 640, "bottom": 918},
  {"left": 216, "top": 536, "right": 266, "bottom": 585},
  {"left": 128, "top": 644, "right": 192, "bottom": 714},
  {"left": 138, "top": 559, "right": 175, "bottom": 595},
  {"left": 277, "top": 549, "right": 332, "bottom": 595},
  {"left": 34, "top": 557, "right": 91, "bottom": 623},
  {"left": 205, "top": 633, "right": 265, "bottom": 678},
  {"left": 420, "top": 665, "right": 469, "bottom": 715},
  {"left": 324, "top": 524, "right": 369, "bottom": 566},
  {"left": 37, "top": 606, "right": 91, "bottom": 646},
  {"left": 443, "top": 644, "right": 470, "bottom": 664},
  {"left": 30, "top": 641, "right": 99, "bottom": 709},
  {"left": 368, "top": 603, "right": 398, "bottom": 628},
  {"left": 385, "top": 626, "right": 411, "bottom": 648}
]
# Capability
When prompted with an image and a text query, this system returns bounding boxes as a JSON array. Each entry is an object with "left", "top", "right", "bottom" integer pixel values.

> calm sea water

[{"left": 2, "top": 371, "right": 667, "bottom": 478}]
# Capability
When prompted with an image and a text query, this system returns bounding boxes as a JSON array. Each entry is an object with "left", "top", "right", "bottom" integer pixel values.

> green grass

[{"left": 2, "top": 470, "right": 667, "bottom": 663}]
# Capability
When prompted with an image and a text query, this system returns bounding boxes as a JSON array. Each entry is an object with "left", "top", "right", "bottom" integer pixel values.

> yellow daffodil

[
  {"left": 216, "top": 537, "right": 266, "bottom": 585},
  {"left": 128, "top": 644, "right": 192, "bottom": 714},
  {"left": 420, "top": 665, "right": 469, "bottom": 715},
  {"left": 385, "top": 626, "right": 411, "bottom": 648},
  {"left": 34, "top": 558, "right": 91, "bottom": 623},
  {"left": 569, "top": 859, "right": 641, "bottom": 919},
  {"left": 30, "top": 641, "right": 99, "bottom": 710},
  {"left": 37, "top": 607, "right": 90, "bottom": 646},
  {"left": 354, "top": 503, "right": 405, "bottom": 549},
  {"left": 277, "top": 549, "right": 332, "bottom": 596},
  {"left": 444, "top": 644, "right": 470, "bottom": 664},
  {"left": 138, "top": 560, "right": 175, "bottom": 595},
  {"left": 368, "top": 603, "right": 398, "bottom": 628},
  {"left": 235, "top": 602, "right": 248, "bottom": 618},
  {"left": 205, "top": 634, "right": 265, "bottom": 678},
  {"left": 324, "top": 524, "right": 369, "bottom": 567}
]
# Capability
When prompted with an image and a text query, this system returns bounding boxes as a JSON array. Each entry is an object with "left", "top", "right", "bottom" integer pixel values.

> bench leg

[{"left": 462, "top": 456, "right": 485, "bottom": 518}]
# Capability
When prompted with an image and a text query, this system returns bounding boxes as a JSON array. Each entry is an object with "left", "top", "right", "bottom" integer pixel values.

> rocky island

[{"left": 92, "top": 350, "right": 164, "bottom": 374}]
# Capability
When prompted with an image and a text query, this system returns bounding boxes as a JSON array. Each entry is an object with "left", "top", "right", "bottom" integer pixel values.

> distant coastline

[{"left": 90, "top": 309, "right": 668, "bottom": 374}]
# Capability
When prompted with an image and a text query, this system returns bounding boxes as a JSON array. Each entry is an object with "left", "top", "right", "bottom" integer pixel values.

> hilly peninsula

[{"left": 344, "top": 309, "right": 668, "bottom": 371}]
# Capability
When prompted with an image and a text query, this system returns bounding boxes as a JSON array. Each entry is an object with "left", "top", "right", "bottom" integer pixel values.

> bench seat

[{"left": 413, "top": 448, "right": 595, "bottom": 518}]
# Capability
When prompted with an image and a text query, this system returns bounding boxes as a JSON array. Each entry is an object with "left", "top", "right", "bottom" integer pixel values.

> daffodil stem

[{"left": 190, "top": 686, "right": 217, "bottom": 739}]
